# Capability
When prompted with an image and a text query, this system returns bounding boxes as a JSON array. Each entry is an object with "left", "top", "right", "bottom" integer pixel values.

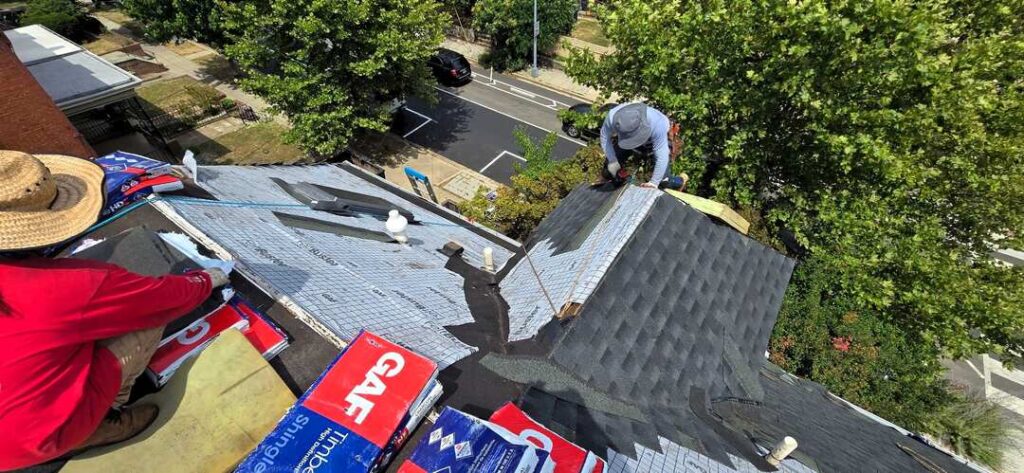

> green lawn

[
  {"left": 570, "top": 18, "right": 610, "bottom": 47},
  {"left": 194, "top": 122, "right": 307, "bottom": 165},
  {"left": 137, "top": 76, "right": 220, "bottom": 109},
  {"left": 82, "top": 31, "right": 135, "bottom": 55}
]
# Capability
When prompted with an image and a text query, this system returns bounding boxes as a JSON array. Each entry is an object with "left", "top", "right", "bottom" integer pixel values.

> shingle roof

[
  {"left": 161, "top": 163, "right": 519, "bottom": 368},
  {"left": 501, "top": 185, "right": 661, "bottom": 341},
  {"left": 483, "top": 184, "right": 984, "bottom": 473}
]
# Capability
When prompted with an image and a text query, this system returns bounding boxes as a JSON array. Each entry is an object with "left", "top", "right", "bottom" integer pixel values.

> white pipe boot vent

[
  {"left": 765, "top": 436, "right": 798, "bottom": 467},
  {"left": 385, "top": 209, "right": 408, "bottom": 244}
]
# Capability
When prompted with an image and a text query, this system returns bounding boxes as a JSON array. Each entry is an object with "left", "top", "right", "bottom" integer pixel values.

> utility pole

[{"left": 531, "top": 0, "right": 539, "bottom": 77}]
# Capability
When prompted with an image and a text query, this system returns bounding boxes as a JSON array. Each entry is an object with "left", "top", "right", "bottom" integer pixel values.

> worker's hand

[
  {"left": 606, "top": 161, "right": 621, "bottom": 176},
  {"left": 203, "top": 268, "right": 230, "bottom": 288},
  {"left": 640, "top": 182, "right": 657, "bottom": 189}
]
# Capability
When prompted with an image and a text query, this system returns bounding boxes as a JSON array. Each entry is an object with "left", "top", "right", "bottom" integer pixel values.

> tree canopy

[
  {"left": 567, "top": 0, "right": 1024, "bottom": 360},
  {"left": 220, "top": 0, "right": 447, "bottom": 157},
  {"left": 120, "top": 0, "right": 225, "bottom": 44},
  {"left": 472, "top": 0, "right": 577, "bottom": 70},
  {"left": 21, "top": 0, "right": 87, "bottom": 39}
]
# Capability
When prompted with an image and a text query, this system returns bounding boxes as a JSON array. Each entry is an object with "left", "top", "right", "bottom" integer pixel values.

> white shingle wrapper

[
  {"left": 501, "top": 186, "right": 660, "bottom": 341},
  {"left": 603, "top": 438, "right": 817, "bottom": 473},
  {"left": 166, "top": 164, "right": 515, "bottom": 368}
]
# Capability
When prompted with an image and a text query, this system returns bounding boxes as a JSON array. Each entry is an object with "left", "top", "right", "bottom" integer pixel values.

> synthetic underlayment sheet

[
  {"left": 166, "top": 165, "right": 516, "bottom": 367},
  {"left": 500, "top": 186, "right": 660, "bottom": 341}
]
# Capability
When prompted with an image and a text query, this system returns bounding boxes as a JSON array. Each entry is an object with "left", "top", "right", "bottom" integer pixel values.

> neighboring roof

[
  {"left": 479, "top": 184, "right": 983, "bottom": 473},
  {"left": 3, "top": 25, "right": 141, "bottom": 115},
  {"left": 160, "top": 162, "right": 519, "bottom": 368},
  {"left": 0, "top": 32, "right": 94, "bottom": 158}
]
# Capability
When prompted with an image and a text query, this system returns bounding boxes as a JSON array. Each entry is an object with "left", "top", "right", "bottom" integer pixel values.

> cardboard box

[{"left": 236, "top": 331, "right": 438, "bottom": 473}]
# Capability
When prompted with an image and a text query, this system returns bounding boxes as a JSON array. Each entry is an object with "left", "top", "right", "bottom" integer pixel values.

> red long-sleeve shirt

[{"left": 0, "top": 257, "right": 212, "bottom": 469}]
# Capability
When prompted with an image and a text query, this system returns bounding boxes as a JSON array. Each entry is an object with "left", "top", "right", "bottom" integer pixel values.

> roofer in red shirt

[{"left": 0, "top": 150, "right": 230, "bottom": 470}]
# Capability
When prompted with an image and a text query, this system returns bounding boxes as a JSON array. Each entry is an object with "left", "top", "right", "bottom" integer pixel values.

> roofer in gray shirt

[{"left": 600, "top": 102, "right": 672, "bottom": 188}]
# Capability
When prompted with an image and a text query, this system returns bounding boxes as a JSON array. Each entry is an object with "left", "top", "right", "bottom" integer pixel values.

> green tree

[
  {"left": 220, "top": 0, "right": 447, "bottom": 157},
  {"left": 21, "top": 0, "right": 85, "bottom": 38},
  {"left": 567, "top": 0, "right": 1024, "bottom": 360},
  {"left": 473, "top": 0, "right": 577, "bottom": 70},
  {"left": 121, "top": 0, "right": 225, "bottom": 44},
  {"left": 462, "top": 132, "right": 603, "bottom": 240},
  {"left": 772, "top": 259, "right": 1007, "bottom": 468},
  {"left": 770, "top": 259, "right": 954, "bottom": 430}
]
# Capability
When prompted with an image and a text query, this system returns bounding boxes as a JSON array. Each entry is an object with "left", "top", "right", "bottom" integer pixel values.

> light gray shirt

[{"left": 600, "top": 103, "right": 672, "bottom": 185}]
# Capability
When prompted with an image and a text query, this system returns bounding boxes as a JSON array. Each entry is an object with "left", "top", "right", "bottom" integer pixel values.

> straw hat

[{"left": 0, "top": 150, "right": 104, "bottom": 251}]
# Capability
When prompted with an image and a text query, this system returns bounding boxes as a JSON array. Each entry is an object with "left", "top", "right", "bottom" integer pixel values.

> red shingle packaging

[
  {"left": 489, "top": 403, "right": 606, "bottom": 473},
  {"left": 235, "top": 330, "right": 439, "bottom": 473},
  {"left": 95, "top": 151, "right": 182, "bottom": 217},
  {"left": 146, "top": 303, "right": 249, "bottom": 385},
  {"left": 232, "top": 298, "right": 289, "bottom": 359}
]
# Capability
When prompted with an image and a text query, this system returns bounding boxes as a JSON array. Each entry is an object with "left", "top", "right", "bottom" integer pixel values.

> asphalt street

[{"left": 391, "top": 63, "right": 589, "bottom": 184}]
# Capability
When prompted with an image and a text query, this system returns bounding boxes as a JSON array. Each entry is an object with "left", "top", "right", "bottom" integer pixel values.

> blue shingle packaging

[
  {"left": 397, "top": 407, "right": 554, "bottom": 473},
  {"left": 236, "top": 330, "right": 439, "bottom": 473}
]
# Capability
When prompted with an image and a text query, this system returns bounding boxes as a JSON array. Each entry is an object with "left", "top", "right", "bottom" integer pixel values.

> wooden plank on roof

[{"left": 663, "top": 189, "right": 750, "bottom": 235}]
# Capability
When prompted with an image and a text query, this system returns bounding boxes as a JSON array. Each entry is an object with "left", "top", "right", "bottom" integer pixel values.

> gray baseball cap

[{"left": 612, "top": 103, "right": 651, "bottom": 150}]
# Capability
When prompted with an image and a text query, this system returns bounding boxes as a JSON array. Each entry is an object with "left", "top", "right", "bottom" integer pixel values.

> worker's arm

[
  {"left": 72, "top": 266, "right": 215, "bottom": 341},
  {"left": 600, "top": 110, "right": 618, "bottom": 166},
  {"left": 646, "top": 112, "right": 672, "bottom": 187}
]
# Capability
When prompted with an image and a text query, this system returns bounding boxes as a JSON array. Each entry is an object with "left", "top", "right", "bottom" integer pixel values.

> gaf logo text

[{"left": 344, "top": 352, "right": 405, "bottom": 424}]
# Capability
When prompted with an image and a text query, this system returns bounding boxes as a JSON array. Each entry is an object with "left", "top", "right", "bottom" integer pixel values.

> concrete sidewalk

[
  {"left": 350, "top": 132, "right": 502, "bottom": 206},
  {"left": 442, "top": 37, "right": 605, "bottom": 103}
]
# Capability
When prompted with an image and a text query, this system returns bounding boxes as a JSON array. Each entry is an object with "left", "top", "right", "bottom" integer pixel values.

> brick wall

[{"left": 0, "top": 34, "right": 95, "bottom": 158}]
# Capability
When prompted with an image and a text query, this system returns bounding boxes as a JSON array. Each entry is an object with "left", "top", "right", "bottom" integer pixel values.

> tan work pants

[{"left": 98, "top": 326, "right": 164, "bottom": 407}]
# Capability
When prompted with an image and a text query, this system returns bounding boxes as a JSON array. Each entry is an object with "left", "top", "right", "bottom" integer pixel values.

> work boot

[{"left": 75, "top": 404, "right": 159, "bottom": 451}]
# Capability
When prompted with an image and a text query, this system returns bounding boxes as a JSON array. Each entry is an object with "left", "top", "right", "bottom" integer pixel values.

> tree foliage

[
  {"left": 771, "top": 259, "right": 954, "bottom": 430},
  {"left": 220, "top": 0, "right": 447, "bottom": 157},
  {"left": 772, "top": 259, "right": 1008, "bottom": 467},
  {"left": 472, "top": 0, "right": 577, "bottom": 70},
  {"left": 121, "top": 0, "right": 225, "bottom": 44},
  {"left": 21, "top": 0, "right": 87, "bottom": 38},
  {"left": 461, "top": 132, "right": 604, "bottom": 240},
  {"left": 567, "top": 0, "right": 1024, "bottom": 360}
]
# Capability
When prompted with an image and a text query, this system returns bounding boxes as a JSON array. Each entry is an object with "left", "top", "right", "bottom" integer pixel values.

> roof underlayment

[
  {"left": 500, "top": 186, "right": 660, "bottom": 341},
  {"left": 164, "top": 164, "right": 516, "bottom": 368}
]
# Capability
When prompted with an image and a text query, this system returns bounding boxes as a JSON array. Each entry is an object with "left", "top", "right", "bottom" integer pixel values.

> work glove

[
  {"left": 606, "top": 161, "right": 621, "bottom": 176},
  {"left": 203, "top": 268, "right": 230, "bottom": 288}
]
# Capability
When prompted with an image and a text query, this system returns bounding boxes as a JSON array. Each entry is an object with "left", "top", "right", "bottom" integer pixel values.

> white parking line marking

[
  {"left": 433, "top": 86, "right": 587, "bottom": 146},
  {"left": 402, "top": 107, "right": 433, "bottom": 138},
  {"left": 509, "top": 86, "right": 537, "bottom": 99},
  {"left": 471, "top": 72, "right": 572, "bottom": 109},
  {"left": 470, "top": 77, "right": 562, "bottom": 110},
  {"left": 479, "top": 150, "right": 526, "bottom": 174},
  {"left": 404, "top": 107, "right": 433, "bottom": 122}
]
